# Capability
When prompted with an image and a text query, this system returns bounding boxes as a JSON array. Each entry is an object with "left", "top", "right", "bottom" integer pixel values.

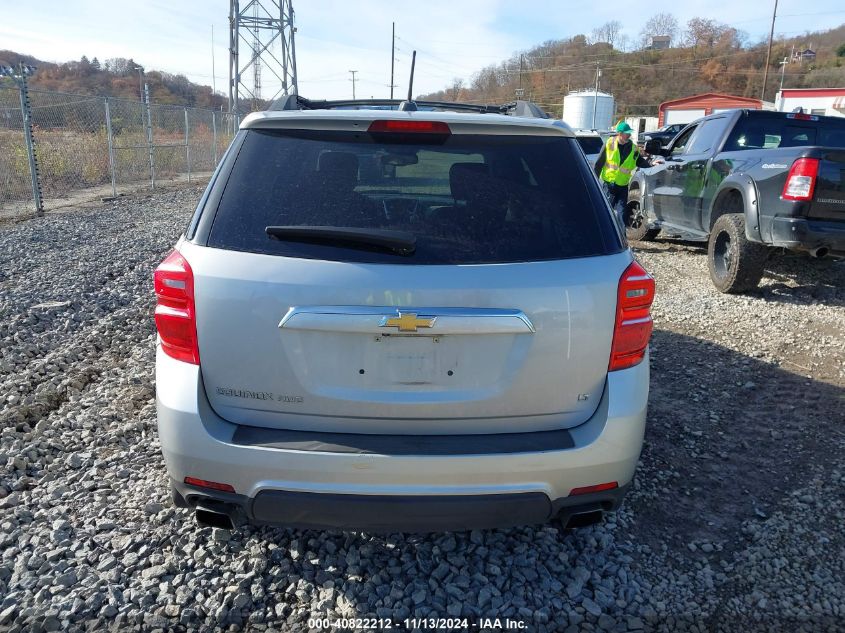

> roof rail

[{"left": 266, "top": 95, "right": 550, "bottom": 119}]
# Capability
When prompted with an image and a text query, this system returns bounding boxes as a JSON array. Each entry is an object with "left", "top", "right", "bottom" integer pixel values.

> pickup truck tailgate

[{"left": 809, "top": 150, "right": 845, "bottom": 221}]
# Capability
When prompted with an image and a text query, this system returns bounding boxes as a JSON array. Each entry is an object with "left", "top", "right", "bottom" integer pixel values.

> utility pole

[
  {"left": 132, "top": 64, "right": 144, "bottom": 102},
  {"left": 762, "top": 0, "right": 778, "bottom": 101},
  {"left": 349, "top": 70, "right": 358, "bottom": 99},
  {"left": 519, "top": 54, "right": 524, "bottom": 91},
  {"left": 132, "top": 64, "right": 145, "bottom": 132},
  {"left": 390, "top": 22, "right": 395, "bottom": 99},
  {"left": 592, "top": 62, "right": 601, "bottom": 129},
  {"left": 779, "top": 56, "right": 788, "bottom": 92},
  {"left": 212, "top": 24, "right": 217, "bottom": 97}
]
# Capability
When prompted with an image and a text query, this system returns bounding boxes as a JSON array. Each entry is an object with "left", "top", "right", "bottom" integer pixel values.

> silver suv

[{"left": 154, "top": 98, "right": 655, "bottom": 532}]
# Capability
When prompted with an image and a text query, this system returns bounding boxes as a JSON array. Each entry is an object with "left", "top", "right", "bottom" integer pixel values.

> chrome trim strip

[{"left": 279, "top": 306, "right": 535, "bottom": 334}]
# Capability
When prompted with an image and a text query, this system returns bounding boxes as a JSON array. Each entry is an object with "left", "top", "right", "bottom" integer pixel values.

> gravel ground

[{"left": 0, "top": 188, "right": 843, "bottom": 633}]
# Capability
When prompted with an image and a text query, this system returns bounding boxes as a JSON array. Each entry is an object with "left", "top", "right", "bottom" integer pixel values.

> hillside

[
  {"left": 420, "top": 20, "right": 845, "bottom": 117},
  {"left": 0, "top": 51, "right": 226, "bottom": 110}
]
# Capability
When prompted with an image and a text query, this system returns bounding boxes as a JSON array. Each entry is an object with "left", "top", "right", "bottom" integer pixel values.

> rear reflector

[
  {"left": 782, "top": 157, "right": 819, "bottom": 202},
  {"left": 184, "top": 477, "right": 235, "bottom": 493},
  {"left": 570, "top": 482, "right": 618, "bottom": 496},
  {"left": 368, "top": 120, "right": 451, "bottom": 134},
  {"left": 154, "top": 250, "right": 199, "bottom": 365},
  {"left": 609, "top": 261, "right": 655, "bottom": 371}
]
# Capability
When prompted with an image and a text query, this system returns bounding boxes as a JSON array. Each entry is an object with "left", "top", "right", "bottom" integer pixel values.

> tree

[
  {"left": 444, "top": 78, "right": 464, "bottom": 101},
  {"left": 591, "top": 21, "right": 623, "bottom": 48},
  {"left": 91, "top": 57, "right": 101, "bottom": 71},
  {"left": 684, "top": 18, "right": 728, "bottom": 50},
  {"left": 640, "top": 12, "right": 679, "bottom": 48},
  {"left": 838, "top": 42, "right": 845, "bottom": 57}
]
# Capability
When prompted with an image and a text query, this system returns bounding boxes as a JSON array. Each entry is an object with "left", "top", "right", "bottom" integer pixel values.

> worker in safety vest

[{"left": 594, "top": 121, "right": 659, "bottom": 223}]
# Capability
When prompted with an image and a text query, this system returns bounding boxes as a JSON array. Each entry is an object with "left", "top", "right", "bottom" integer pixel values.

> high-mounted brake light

[
  {"left": 609, "top": 261, "right": 655, "bottom": 372},
  {"left": 154, "top": 250, "right": 199, "bottom": 365},
  {"left": 786, "top": 112, "right": 818, "bottom": 121},
  {"left": 368, "top": 120, "right": 451, "bottom": 134},
  {"left": 782, "top": 158, "right": 819, "bottom": 202}
]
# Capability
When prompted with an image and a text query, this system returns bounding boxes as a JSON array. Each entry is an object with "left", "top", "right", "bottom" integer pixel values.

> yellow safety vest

[{"left": 600, "top": 136, "right": 639, "bottom": 187}]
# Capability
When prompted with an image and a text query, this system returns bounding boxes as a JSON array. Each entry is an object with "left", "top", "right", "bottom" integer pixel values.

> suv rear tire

[
  {"left": 624, "top": 190, "right": 660, "bottom": 242},
  {"left": 707, "top": 213, "right": 768, "bottom": 293}
]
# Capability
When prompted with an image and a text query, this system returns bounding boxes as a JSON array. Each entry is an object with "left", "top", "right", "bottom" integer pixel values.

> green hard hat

[{"left": 616, "top": 121, "right": 634, "bottom": 134}]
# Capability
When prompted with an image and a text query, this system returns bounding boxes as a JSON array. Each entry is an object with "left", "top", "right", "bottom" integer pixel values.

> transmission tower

[
  {"left": 229, "top": 0, "right": 297, "bottom": 120},
  {"left": 252, "top": 2, "right": 261, "bottom": 110}
]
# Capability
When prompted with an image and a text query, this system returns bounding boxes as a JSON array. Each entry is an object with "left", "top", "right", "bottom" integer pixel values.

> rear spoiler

[{"left": 267, "top": 94, "right": 550, "bottom": 119}]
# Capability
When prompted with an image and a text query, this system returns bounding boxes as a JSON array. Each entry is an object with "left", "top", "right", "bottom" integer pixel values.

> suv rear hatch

[{"left": 186, "top": 113, "right": 629, "bottom": 435}]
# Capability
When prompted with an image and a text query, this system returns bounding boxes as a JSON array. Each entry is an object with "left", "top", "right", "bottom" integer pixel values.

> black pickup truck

[
  {"left": 626, "top": 109, "right": 845, "bottom": 293},
  {"left": 640, "top": 123, "right": 686, "bottom": 148}
]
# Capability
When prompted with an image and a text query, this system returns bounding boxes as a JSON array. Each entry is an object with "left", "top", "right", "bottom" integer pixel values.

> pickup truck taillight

[
  {"left": 782, "top": 158, "right": 819, "bottom": 202},
  {"left": 154, "top": 250, "right": 199, "bottom": 365},
  {"left": 609, "top": 261, "right": 655, "bottom": 372}
]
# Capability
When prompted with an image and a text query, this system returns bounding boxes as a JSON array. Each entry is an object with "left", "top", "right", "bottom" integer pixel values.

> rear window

[
  {"left": 206, "top": 128, "right": 621, "bottom": 264},
  {"left": 724, "top": 113, "right": 845, "bottom": 151},
  {"left": 576, "top": 136, "right": 604, "bottom": 155}
]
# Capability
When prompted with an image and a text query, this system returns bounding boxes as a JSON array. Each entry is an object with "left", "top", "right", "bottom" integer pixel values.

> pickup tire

[
  {"left": 623, "top": 190, "right": 660, "bottom": 242},
  {"left": 707, "top": 214, "right": 768, "bottom": 293}
]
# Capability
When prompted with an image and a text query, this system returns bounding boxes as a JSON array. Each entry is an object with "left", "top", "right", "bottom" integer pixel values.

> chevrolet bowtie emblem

[{"left": 379, "top": 311, "right": 436, "bottom": 333}]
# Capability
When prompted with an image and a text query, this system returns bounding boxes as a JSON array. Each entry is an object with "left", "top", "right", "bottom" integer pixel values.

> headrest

[
  {"left": 449, "top": 162, "right": 489, "bottom": 201},
  {"left": 317, "top": 152, "right": 359, "bottom": 179}
]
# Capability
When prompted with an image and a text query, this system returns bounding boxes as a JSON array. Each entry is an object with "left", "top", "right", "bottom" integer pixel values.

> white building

[
  {"left": 775, "top": 88, "right": 845, "bottom": 118},
  {"left": 623, "top": 116, "right": 659, "bottom": 143}
]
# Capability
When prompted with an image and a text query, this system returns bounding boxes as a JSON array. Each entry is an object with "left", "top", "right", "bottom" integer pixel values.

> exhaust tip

[
  {"left": 196, "top": 508, "right": 234, "bottom": 530},
  {"left": 563, "top": 510, "right": 604, "bottom": 529},
  {"left": 811, "top": 247, "right": 829, "bottom": 259}
]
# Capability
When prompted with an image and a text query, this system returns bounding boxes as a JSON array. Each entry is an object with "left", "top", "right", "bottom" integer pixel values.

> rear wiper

[{"left": 265, "top": 226, "right": 416, "bottom": 256}]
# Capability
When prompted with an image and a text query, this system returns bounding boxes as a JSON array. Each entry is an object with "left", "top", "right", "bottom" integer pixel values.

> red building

[{"left": 658, "top": 93, "right": 764, "bottom": 127}]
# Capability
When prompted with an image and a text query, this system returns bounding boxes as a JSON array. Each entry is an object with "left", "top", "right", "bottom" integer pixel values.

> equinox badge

[{"left": 379, "top": 311, "right": 436, "bottom": 333}]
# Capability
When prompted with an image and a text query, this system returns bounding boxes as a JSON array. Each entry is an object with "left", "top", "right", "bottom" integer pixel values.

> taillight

[
  {"left": 782, "top": 158, "right": 819, "bottom": 202},
  {"left": 367, "top": 120, "right": 451, "bottom": 134},
  {"left": 154, "top": 250, "right": 199, "bottom": 365},
  {"left": 609, "top": 261, "right": 655, "bottom": 372}
]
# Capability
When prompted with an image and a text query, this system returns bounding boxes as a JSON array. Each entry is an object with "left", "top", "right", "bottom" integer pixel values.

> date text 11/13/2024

[{"left": 307, "top": 617, "right": 528, "bottom": 630}]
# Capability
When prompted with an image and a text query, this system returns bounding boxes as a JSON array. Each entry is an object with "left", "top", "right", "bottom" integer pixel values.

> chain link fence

[{"left": 0, "top": 86, "right": 237, "bottom": 215}]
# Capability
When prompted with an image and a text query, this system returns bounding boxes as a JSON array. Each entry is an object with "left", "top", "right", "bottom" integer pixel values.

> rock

[
  {"left": 232, "top": 593, "right": 250, "bottom": 609},
  {"left": 213, "top": 528, "right": 231, "bottom": 542},
  {"left": 582, "top": 597, "right": 602, "bottom": 618},
  {"left": 0, "top": 605, "right": 16, "bottom": 625},
  {"left": 141, "top": 565, "right": 168, "bottom": 580},
  {"left": 54, "top": 571, "right": 77, "bottom": 587}
]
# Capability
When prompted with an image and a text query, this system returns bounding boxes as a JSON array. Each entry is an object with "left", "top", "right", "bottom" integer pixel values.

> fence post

[
  {"left": 18, "top": 78, "right": 43, "bottom": 214},
  {"left": 184, "top": 108, "right": 191, "bottom": 183},
  {"left": 104, "top": 98, "right": 117, "bottom": 197},
  {"left": 212, "top": 111, "right": 218, "bottom": 165},
  {"left": 144, "top": 83, "right": 155, "bottom": 189}
]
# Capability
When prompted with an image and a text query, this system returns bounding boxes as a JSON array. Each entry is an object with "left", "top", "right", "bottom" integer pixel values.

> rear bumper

[
  {"left": 157, "top": 348, "right": 649, "bottom": 532},
  {"left": 769, "top": 217, "right": 845, "bottom": 254}
]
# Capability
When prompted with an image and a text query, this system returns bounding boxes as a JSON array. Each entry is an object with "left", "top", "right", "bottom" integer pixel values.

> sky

[{"left": 1, "top": 0, "right": 843, "bottom": 102}]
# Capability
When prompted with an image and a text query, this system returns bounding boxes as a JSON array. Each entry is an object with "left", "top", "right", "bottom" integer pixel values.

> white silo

[{"left": 562, "top": 90, "right": 615, "bottom": 130}]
